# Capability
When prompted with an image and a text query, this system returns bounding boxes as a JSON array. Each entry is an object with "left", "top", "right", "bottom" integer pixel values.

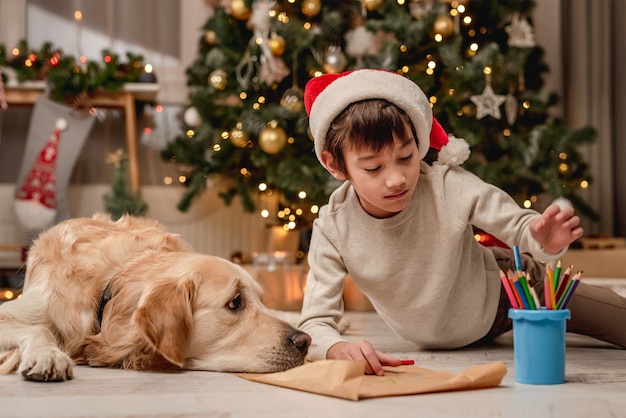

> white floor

[{"left": 1, "top": 309, "right": 625, "bottom": 418}]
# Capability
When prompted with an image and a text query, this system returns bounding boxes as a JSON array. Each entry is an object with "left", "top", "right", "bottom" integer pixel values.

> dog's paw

[{"left": 19, "top": 347, "right": 74, "bottom": 382}]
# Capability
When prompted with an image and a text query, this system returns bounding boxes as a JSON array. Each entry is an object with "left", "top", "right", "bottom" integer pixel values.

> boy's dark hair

[{"left": 324, "top": 99, "right": 419, "bottom": 175}]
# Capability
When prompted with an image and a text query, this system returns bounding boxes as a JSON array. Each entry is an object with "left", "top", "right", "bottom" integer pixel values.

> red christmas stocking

[
  {"left": 14, "top": 118, "right": 65, "bottom": 229},
  {"left": 14, "top": 97, "right": 95, "bottom": 260}
]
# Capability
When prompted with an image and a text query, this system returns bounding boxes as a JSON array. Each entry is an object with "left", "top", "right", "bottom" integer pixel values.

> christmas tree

[
  {"left": 163, "top": 0, "right": 597, "bottom": 230},
  {"left": 103, "top": 149, "right": 148, "bottom": 220}
]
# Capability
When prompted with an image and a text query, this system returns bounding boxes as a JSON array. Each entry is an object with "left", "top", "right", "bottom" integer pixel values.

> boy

[{"left": 298, "top": 69, "right": 626, "bottom": 375}]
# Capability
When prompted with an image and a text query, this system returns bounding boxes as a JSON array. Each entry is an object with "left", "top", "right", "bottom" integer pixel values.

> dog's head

[{"left": 124, "top": 253, "right": 310, "bottom": 373}]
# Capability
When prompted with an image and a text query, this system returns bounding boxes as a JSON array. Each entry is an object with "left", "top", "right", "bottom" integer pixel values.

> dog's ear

[{"left": 131, "top": 279, "right": 196, "bottom": 368}]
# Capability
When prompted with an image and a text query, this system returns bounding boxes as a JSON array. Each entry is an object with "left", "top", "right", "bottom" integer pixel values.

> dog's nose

[{"left": 289, "top": 331, "right": 311, "bottom": 353}]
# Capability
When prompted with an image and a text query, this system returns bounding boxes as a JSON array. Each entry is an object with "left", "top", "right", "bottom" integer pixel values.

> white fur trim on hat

[{"left": 307, "top": 70, "right": 433, "bottom": 163}]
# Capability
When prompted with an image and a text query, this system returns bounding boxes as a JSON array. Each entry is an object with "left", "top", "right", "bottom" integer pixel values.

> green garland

[{"left": 0, "top": 39, "right": 147, "bottom": 104}]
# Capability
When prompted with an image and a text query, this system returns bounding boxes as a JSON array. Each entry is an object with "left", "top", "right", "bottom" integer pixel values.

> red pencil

[
  {"left": 400, "top": 359, "right": 415, "bottom": 365},
  {"left": 499, "top": 270, "right": 519, "bottom": 309},
  {"left": 555, "top": 264, "right": 574, "bottom": 302},
  {"left": 544, "top": 274, "right": 552, "bottom": 310}
]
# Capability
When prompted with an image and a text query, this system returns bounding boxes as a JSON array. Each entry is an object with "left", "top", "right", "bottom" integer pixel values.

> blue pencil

[
  {"left": 513, "top": 245, "right": 522, "bottom": 271},
  {"left": 513, "top": 277, "right": 530, "bottom": 309}
]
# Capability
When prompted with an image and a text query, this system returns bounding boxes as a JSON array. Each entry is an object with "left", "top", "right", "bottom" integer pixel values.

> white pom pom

[
  {"left": 55, "top": 118, "right": 68, "bottom": 131},
  {"left": 435, "top": 135, "right": 470, "bottom": 166}
]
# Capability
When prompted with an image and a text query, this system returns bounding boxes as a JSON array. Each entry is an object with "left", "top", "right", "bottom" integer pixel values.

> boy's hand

[
  {"left": 326, "top": 340, "right": 403, "bottom": 375},
  {"left": 530, "top": 203, "right": 583, "bottom": 254}
]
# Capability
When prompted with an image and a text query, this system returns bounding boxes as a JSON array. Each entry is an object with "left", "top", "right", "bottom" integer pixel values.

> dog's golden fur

[{"left": 0, "top": 214, "right": 310, "bottom": 381}]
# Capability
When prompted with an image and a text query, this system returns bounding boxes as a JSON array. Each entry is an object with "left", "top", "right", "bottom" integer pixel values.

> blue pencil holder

[{"left": 508, "top": 308, "right": 571, "bottom": 385}]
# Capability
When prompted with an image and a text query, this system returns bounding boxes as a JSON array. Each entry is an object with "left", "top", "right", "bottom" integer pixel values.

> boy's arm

[
  {"left": 297, "top": 228, "right": 350, "bottom": 360},
  {"left": 298, "top": 226, "right": 404, "bottom": 375},
  {"left": 448, "top": 167, "right": 572, "bottom": 262}
]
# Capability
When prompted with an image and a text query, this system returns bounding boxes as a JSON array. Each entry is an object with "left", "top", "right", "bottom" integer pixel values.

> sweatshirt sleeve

[
  {"left": 297, "top": 220, "right": 349, "bottom": 360},
  {"left": 444, "top": 166, "right": 567, "bottom": 262}
]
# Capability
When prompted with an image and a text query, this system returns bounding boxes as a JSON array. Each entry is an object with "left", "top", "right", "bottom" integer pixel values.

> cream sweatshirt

[{"left": 298, "top": 162, "right": 563, "bottom": 360}]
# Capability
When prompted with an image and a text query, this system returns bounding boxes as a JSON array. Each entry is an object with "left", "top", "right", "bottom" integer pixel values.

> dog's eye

[{"left": 227, "top": 294, "right": 242, "bottom": 311}]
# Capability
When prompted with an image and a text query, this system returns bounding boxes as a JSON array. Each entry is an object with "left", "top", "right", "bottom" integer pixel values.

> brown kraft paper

[{"left": 236, "top": 360, "right": 507, "bottom": 401}]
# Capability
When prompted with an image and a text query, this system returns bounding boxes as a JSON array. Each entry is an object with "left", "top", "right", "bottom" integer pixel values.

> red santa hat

[{"left": 304, "top": 69, "right": 470, "bottom": 166}]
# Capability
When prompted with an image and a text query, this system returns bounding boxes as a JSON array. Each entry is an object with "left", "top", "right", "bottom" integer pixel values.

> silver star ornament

[{"left": 470, "top": 84, "right": 507, "bottom": 120}]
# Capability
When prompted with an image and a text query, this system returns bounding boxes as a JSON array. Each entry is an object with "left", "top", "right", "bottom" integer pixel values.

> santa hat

[{"left": 304, "top": 69, "right": 470, "bottom": 166}]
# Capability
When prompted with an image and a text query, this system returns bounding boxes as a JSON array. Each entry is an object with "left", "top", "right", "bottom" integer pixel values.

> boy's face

[{"left": 322, "top": 124, "right": 421, "bottom": 219}]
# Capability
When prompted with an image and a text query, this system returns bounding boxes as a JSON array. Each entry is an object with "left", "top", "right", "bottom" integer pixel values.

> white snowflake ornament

[{"left": 505, "top": 12, "right": 536, "bottom": 48}]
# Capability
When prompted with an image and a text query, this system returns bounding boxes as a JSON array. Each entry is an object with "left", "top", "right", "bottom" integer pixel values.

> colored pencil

[
  {"left": 499, "top": 270, "right": 519, "bottom": 309},
  {"left": 518, "top": 274, "right": 535, "bottom": 310},
  {"left": 513, "top": 276, "right": 530, "bottom": 309},
  {"left": 544, "top": 274, "right": 552, "bottom": 310},
  {"left": 513, "top": 245, "right": 522, "bottom": 271},
  {"left": 546, "top": 261, "right": 554, "bottom": 285},
  {"left": 504, "top": 257, "right": 582, "bottom": 310},
  {"left": 529, "top": 286, "right": 542, "bottom": 311},
  {"left": 507, "top": 270, "right": 524, "bottom": 307},
  {"left": 558, "top": 272, "right": 582, "bottom": 309},
  {"left": 555, "top": 264, "right": 573, "bottom": 302},
  {"left": 553, "top": 259, "right": 562, "bottom": 292},
  {"left": 508, "top": 274, "right": 523, "bottom": 308},
  {"left": 545, "top": 262, "right": 556, "bottom": 309}
]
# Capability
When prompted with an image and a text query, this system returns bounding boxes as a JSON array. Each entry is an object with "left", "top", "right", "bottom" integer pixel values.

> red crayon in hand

[{"left": 400, "top": 359, "right": 415, "bottom": 365}]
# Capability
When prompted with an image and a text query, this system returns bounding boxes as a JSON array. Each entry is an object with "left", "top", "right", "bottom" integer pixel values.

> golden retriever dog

[{"left": 0, "top": 214, "right": 310, "bottom": 382}]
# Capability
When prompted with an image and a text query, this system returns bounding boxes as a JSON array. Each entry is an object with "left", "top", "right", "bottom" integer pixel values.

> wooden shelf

[{"left": 5, "top": 81, "right": 159, "bottom": 192}]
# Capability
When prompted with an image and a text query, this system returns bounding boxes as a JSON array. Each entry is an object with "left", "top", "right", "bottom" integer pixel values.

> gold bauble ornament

[
  {"left": 267, "top": 34, "right": 286, "bottom": 57},
  {"left": 208, "top": 69, "right": 228, "bottom": 90},
  {"left": 433, "top": 14, "right": 455, "bottom": 38},
  {"left": 230, "top": 0, "right": 252, "bottom": 20},
  {"left": 204, "top": 30, "right": 216, "bottom": 45},
  {"left": 301, "top": 0, "right": 322, "bottom": 17},
  {"left": 363, "top": 0, "right": 384, "bottom": 12},
  {"left": 259, "top": 121, "right": 287, "bottom": 154},
  {"left": 230, "top": 123, "right": 250, "bottom": 148},
  {"left": 280, "top": 86, "right": 304, "bottom": 113},
  {"left": 323, "top": 46, "right": 348, "bottom": 74}
]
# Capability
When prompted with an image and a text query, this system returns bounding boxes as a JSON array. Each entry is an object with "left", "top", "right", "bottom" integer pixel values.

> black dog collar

[{"left": 96, "top": 282, "right": 113, "bottom": 328}]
